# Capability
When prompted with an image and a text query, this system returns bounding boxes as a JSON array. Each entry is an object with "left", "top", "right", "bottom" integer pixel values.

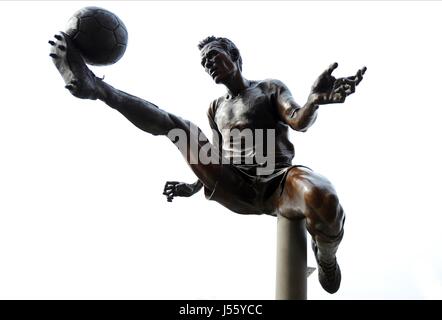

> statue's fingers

[
  {"left": 163, "top": 187, "right": 172, "bottom": 194},
  {"left": 333, "top": 84, "right": 347, "bottom": 94},
  {"left": 346, "top": 83, "right": 356, "bottom": 95},
  {"left": 355, "top": 67, "right": 367, "bottom": 85},
  {"left": 333, "top": 78, "right": 344, "bottom": 87},
  {"left": 164, "top": 185, "right": 175, "bottom": 190},
  {"left": 344, "top": 86, "right": 355, "bottom": 95},
  {"left": 165, "top": 181, "right": 180, "bottom": 188},
  {"left": 333, "top": 86, "right": 342, "bottom": 94},
  {"left": 353, "top": 66, "right": 367, "bottom": 77},
  {"left": 334, "top": 76, "right": 358, "bottom": 90},
  {"left": 317, "top": 62, "right": 338, "bottom": 80},
  {"left": 341, "top": 83, "right": 353, "bottom": 93},
  {"left": 334, "top": 77, "right": 357, "bottom": 92},
  {"left": 332, "top": 79, "right": 354, "bottom": 94},
  {"left": 327, "top": 62, "right": 338, "bottom": 75},
  {"left": 164, "top": 189, "right": 176, "bottom": 196},
  {"left": 331, "top": 92, "right": 346, "bottom": 103},
  {"left": 163, "top": 185, "right": 176, "bottom": 192}
]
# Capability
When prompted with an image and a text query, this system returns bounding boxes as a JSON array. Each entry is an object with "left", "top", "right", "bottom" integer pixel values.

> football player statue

[{"left": 50, "top": 32, "right": 366, "bottom": 294}]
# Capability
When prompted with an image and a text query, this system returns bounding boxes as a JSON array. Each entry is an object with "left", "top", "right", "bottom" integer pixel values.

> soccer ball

[{"left": 65, "top": 7, "right": 128, "bottom": 66}]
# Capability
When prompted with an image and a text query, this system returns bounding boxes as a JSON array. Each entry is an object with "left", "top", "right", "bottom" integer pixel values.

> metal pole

[{"left": 276, "top": 215, "right": 307, "bottom": 300}]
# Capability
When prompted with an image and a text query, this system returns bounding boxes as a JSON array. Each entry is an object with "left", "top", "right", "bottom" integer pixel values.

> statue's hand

[
  {"left": 309, "top": 63, "right": 366, "bottom": 105},
  {"left": 163, "top": 181, "right": 196, "bottom": 202},
  {"left": 49, "top": 32, "right": 99, "bottom": 100}
]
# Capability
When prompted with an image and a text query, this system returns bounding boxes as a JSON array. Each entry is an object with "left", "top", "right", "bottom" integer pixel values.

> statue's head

[{"left": 198, "top": 36, "right": 242, "bottom": 84}]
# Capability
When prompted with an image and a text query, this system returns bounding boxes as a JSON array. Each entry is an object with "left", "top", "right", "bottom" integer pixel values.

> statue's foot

[
  {"left": 312, "top": 239, "right": 341, "bottom": 294},
  {"left": 49, "top": 32, "right": 98, "bottom": 100}
]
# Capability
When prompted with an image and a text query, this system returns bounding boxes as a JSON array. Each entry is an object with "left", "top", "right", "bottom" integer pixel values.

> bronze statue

[{"left": 49, "top": 33, "right": 366, "bottom": 294}]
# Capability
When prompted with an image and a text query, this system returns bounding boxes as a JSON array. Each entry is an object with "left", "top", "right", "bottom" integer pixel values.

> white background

[{"left": 0, "top": 1, "right": 441, "bottom": 299}]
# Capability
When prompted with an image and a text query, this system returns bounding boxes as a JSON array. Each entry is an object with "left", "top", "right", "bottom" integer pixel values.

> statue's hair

[{"left": 198, "top": 36, "right": 242, "bottom": 71}]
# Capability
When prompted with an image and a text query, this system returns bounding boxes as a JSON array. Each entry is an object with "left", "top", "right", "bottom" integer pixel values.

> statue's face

[{"left": 200, "top": 43, "right": 238, "bottom": 84}]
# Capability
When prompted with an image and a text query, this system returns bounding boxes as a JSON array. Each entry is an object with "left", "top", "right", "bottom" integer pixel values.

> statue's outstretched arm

[
  {"left": 274, "top": 80, "right": 318, "bottom": 132},
  {"left": 276, "top": 63, "right": 366, "bottom": 132}
]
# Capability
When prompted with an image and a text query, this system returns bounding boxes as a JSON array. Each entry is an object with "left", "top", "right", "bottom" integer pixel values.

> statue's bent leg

[{"left": 276, "top": 167, "right": 345, "bottom": 294}]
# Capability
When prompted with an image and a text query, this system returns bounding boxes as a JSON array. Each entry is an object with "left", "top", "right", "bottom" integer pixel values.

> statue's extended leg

[
  {"left": 50, "top": 32, "right": 221, "bottom": 190},
  {"left": 277, "top": 167, "right": 345, "bottom": 294}
]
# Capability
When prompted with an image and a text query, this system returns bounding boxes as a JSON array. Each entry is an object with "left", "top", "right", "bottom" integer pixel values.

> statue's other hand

[
  {"left": 163, "top": 181, "right": 195, "bottom": 202},
  {"left": 309, "top": 63, "right": 366, "bottom": 105},
  {"left": 49, "top": 32, "right": 99, "bottom": 100}
]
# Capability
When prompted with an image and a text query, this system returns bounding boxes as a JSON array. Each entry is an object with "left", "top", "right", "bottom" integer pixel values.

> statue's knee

[
  {"left": 304, "top": 183, "right": 342, "bottom": 225},
  {"left": 282, "top": 169, "right": 344, "bottom": 226},
  {"left": 304, "top": 183, "right": 335, "bottom": 208}
]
